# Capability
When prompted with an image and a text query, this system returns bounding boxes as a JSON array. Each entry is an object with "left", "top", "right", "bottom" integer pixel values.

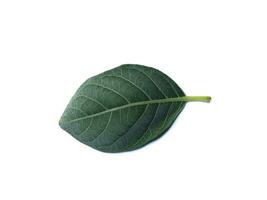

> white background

[{"left": 0, "top": 0, "right": 266, "bottom": 199}]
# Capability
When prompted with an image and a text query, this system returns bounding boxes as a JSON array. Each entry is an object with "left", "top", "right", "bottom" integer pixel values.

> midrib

[{"left": 60, "top": 96, "right": 211, "bottom": 124}]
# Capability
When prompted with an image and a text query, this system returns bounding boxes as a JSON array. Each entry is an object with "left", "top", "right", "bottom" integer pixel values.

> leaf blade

[{"left": 59, "top": 64, "right": 187, "bottom": 152}]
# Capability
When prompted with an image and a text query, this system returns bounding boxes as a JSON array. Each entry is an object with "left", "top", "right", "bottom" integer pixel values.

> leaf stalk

[{"left": 178, "top": 96, "right": 211, "bottom": 103}]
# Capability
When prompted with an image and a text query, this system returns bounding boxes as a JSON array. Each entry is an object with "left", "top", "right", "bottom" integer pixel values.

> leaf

[{"left": 59, "top": 64, "right": 211, "bottom": 153}]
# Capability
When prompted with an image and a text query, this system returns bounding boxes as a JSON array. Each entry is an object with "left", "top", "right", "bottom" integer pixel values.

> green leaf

[{"left": 59, "top": 64, "right": 211, "bottom": 153}]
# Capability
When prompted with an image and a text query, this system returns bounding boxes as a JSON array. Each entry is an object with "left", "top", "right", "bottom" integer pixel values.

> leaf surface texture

[{"left": 59, "top": 64, "right": 186, "bottom": 152}]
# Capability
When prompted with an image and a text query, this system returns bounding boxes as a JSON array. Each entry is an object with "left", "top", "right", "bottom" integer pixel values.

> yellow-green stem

[{"left": 178, "top": 96, "right": 211, "bottom": 103}]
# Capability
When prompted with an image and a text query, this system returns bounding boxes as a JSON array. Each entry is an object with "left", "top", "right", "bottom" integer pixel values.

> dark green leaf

[{"left": 59, "top": 64, "right": 211, "bottom": 153}]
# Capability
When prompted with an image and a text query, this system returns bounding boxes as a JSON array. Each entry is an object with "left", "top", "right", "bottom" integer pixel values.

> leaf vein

[
  {"left": 127, "top": 104, "right": 159, "bottom": 150},
  {"left": 67, "top": 106, "right": 88, "bottom": 116},
  {"left": 90, "top": 112, "right": 112, "bottom": 142},
  {"left": 158, "top": 73, "right": 180, "bottom": 96},
  {"left": 60, "top": 97, "right": 189, "bottom": 124},
  {"left": 87, "top": 83, "right": 130, "bottom": 103},
  {"left": 77, "top": 118, "right": 93, "bottom": 136},
  {"left": 101, "top": 75, "right": 151, "bottom": 100},
  {"left": 130, "top": 67, "right": 168, "bottom": 98},
  {"left": 74, "top": 95, "right": 108, "bottom": 110},
  {"left": 97, "top": 105, "right": 149, "bottom": 149}
]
